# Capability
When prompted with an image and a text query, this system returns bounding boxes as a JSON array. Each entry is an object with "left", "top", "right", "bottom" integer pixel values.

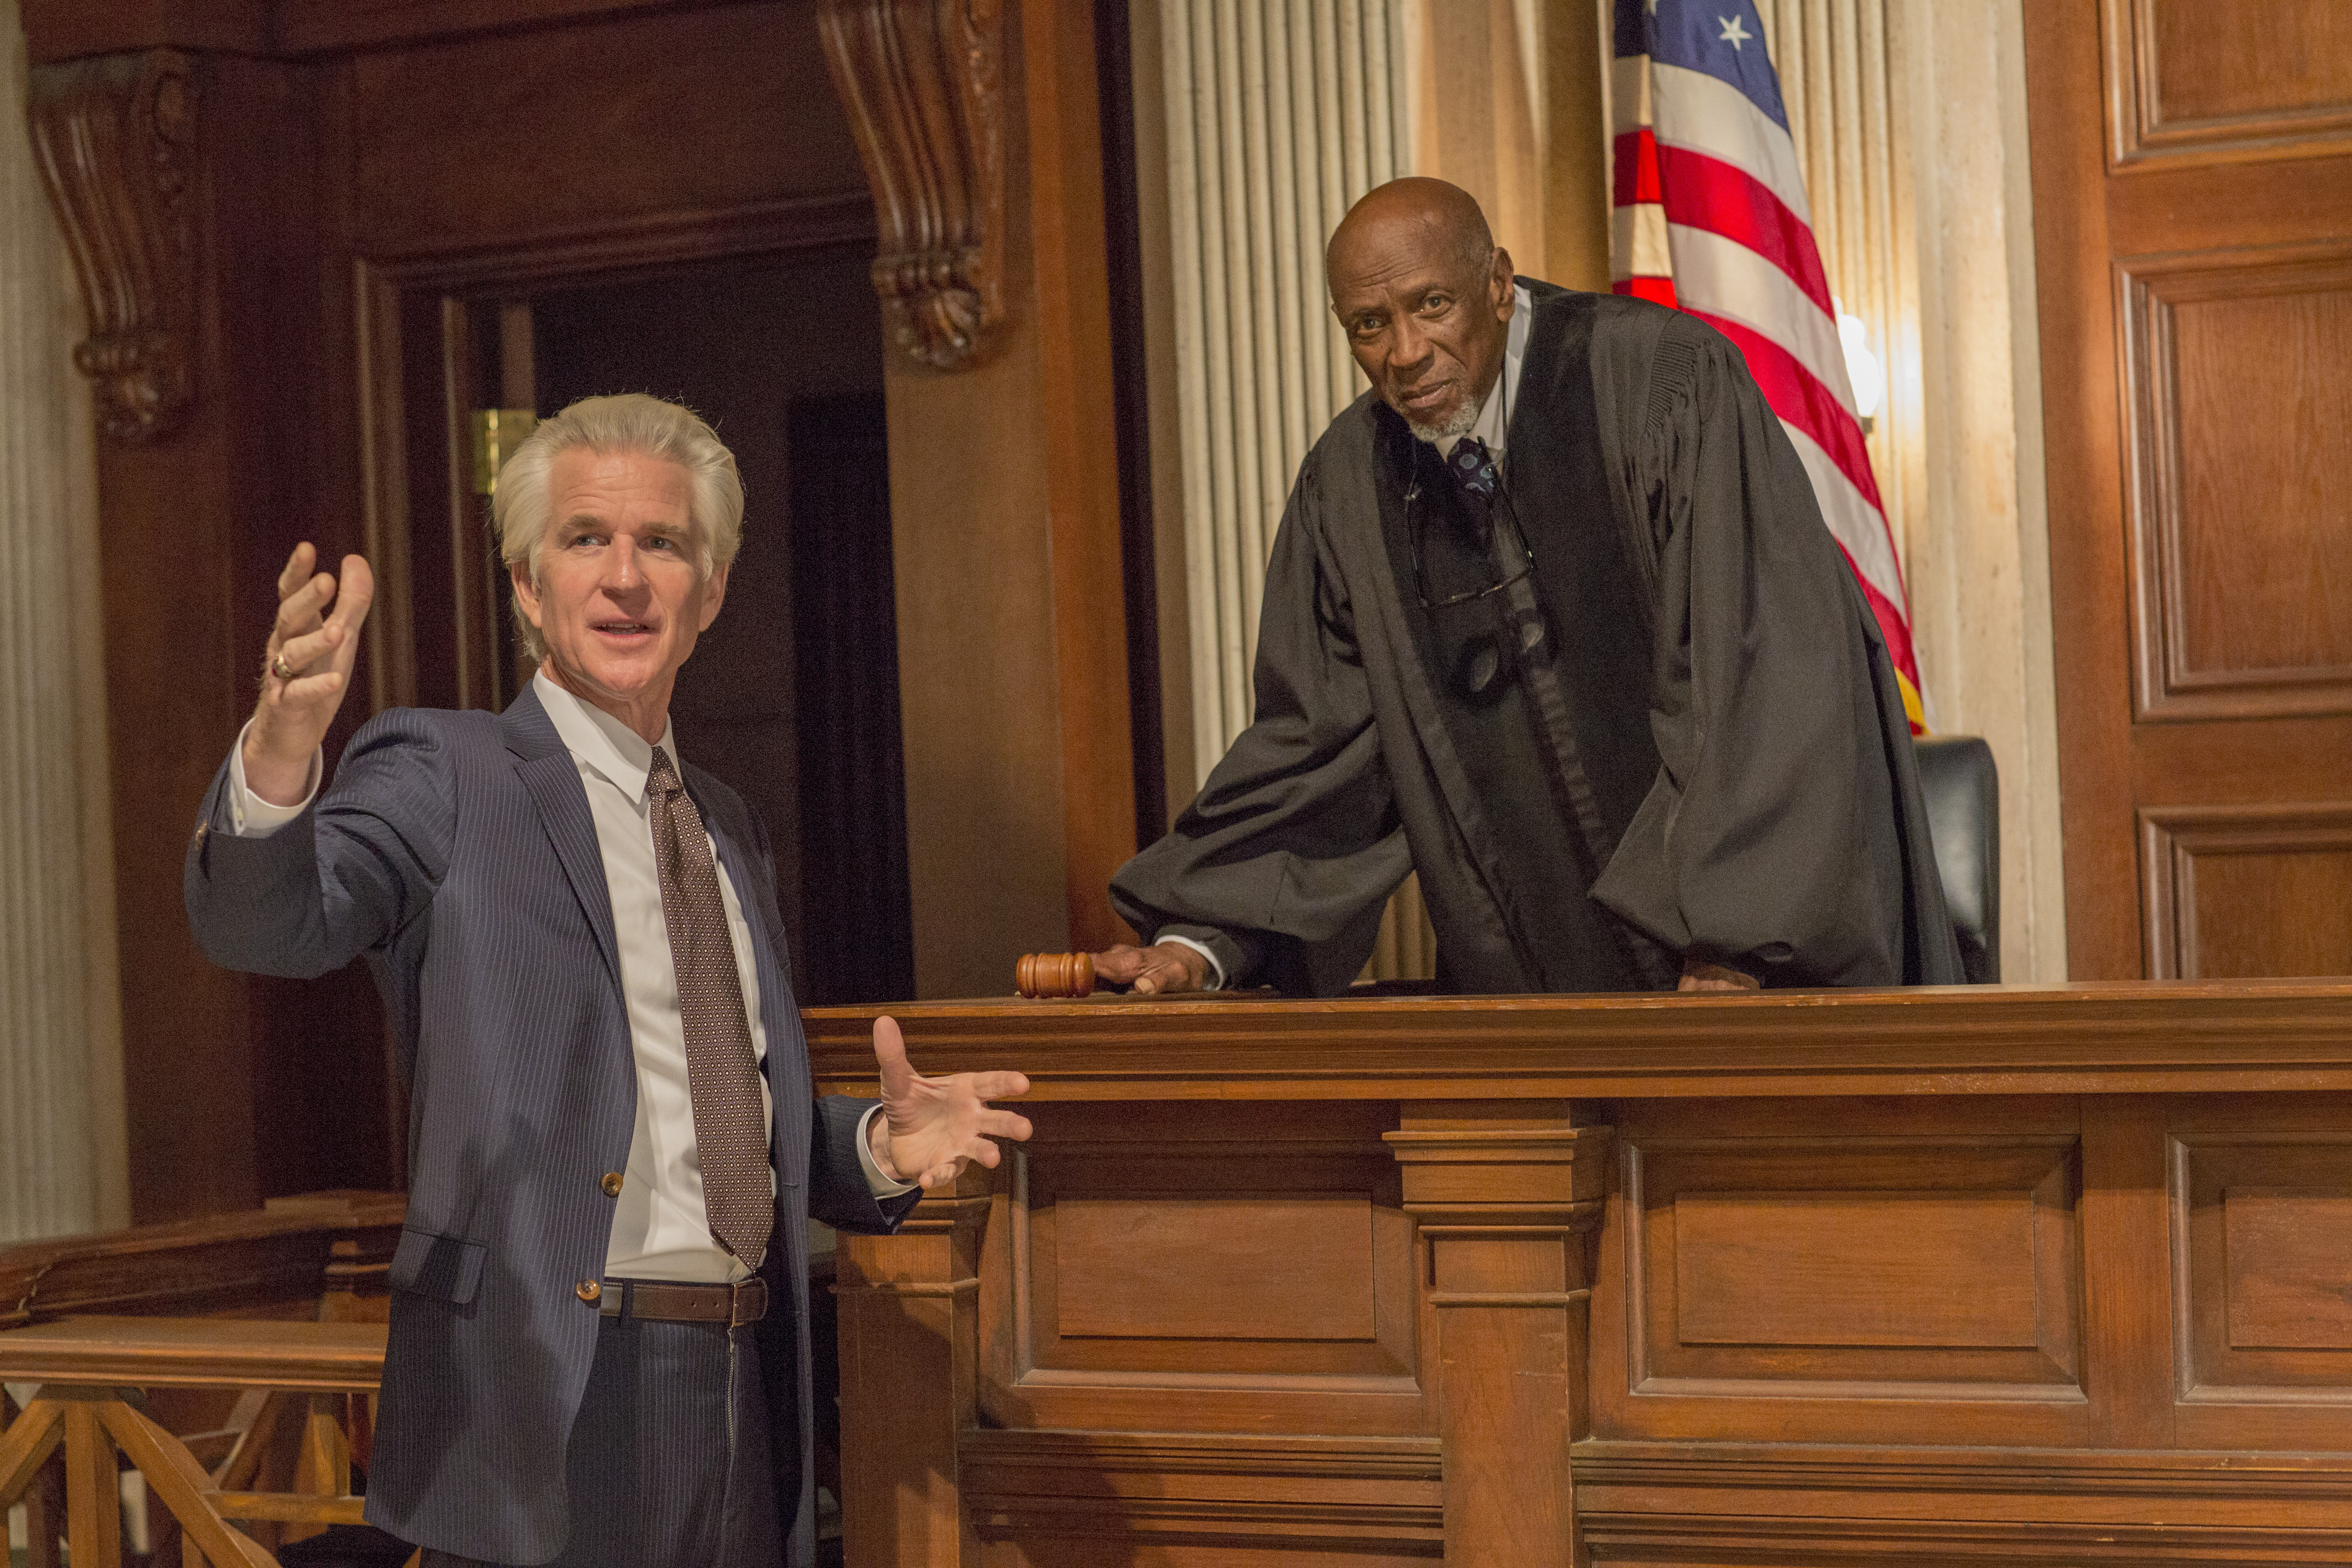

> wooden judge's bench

[{"left": 808, "top": 983, "right": 2352, "bottom": 1567}]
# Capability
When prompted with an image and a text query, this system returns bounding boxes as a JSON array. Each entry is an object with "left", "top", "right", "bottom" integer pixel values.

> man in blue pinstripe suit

[{"left": 186, "top": 394, "right": 1031, "bottom": 1567}]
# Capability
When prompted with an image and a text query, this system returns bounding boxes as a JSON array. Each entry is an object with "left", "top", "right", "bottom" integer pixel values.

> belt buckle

[{"left": 731, "top": 1277, "right": 767, "bottom": 1327}]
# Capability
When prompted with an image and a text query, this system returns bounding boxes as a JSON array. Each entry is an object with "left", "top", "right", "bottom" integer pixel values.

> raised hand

[
  {"left": 866, "top": 1016, "right": 1032, "bottom": 1190},
  {"left": 244, "top": 544, "right": 375, "bottom": 806},
  {"left": 1092, "top": 941, "right": 1212, "bottom": 996}
]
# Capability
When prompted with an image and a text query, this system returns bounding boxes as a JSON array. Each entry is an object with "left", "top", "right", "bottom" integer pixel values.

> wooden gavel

[{"left": 1016, "top": 951, "right": 1095, "bottom": 998}]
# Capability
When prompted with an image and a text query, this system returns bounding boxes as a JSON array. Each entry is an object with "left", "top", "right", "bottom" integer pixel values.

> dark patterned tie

[
  {"left": 1448, "top": 435, "right": 1499, "bottom": 501},
  {"left": 646, "top": 748, "right": 772, "bottom": 1271}
]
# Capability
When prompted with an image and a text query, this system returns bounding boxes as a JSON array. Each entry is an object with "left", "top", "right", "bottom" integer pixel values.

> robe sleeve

[
  {"left": 1110, "top": 460, "right": 1413, "bottom": 994},
  {"left": 1589, "top": 323, "right": 1914, "bottom": 986}
]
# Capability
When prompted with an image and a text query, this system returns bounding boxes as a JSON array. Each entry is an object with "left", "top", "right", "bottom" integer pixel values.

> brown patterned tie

[{"left": 646, "top": 748, "right": 773, "bottom": 1271}]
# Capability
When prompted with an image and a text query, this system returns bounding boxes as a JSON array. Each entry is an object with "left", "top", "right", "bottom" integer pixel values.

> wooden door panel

[
  {"left": 2033, "top": 0, "right": 2352, "bottom": 978},
  {"left": 2106, "top": 0, "right": 2352, "bottom": 164},
  {"left": 2124, "top": 250, "right": 2352, "bottom": 718},
  {"left": 2143, "top": 806, "right": 2352, "bottom": 978}
]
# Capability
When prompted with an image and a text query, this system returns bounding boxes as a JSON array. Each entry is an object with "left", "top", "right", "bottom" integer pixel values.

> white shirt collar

[
  {"left": 533, "top": 669, "right": 678, "bottom": 804},
  {"left": 1440, "top": 281, "right": 1533, "bottom": 461}
]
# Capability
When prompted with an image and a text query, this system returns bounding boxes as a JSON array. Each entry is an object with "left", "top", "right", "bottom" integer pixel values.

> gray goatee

[{"left": 1403, "top": 394, "right": 1479, "bottom": 448}]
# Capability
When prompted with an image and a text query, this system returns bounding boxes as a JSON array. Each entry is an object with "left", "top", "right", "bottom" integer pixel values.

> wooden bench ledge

[{"left": 0, "top": 1316, "right": 386, "bottom": 1392}]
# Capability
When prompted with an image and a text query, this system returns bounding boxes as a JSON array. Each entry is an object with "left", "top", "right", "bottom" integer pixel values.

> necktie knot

[
  {"left": 646, "top": 747, "right": 684, "bottom": 800},
  {"left": 1448, "top": 435, "right": 1498, "bottom": 501}
]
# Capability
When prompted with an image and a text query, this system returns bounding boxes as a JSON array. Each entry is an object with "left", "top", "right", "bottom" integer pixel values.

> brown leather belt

[{"left": 598, "top": 1276, "right": 768, "bottom": 1326}]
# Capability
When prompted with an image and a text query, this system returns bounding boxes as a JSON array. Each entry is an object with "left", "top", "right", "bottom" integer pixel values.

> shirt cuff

[
  {"left": 855, "top": 1104, "right": 919, "bottom": 1198},
  {"left": 226, "top": 719, "right": 322, "bottom": 838},
  {"left": 1155, "top": 932, "right": 1226, "bottom": 991}
]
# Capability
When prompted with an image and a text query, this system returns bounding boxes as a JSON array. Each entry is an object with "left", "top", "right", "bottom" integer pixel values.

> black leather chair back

[{"left": 1912, "top": 735, "right": 2000, "bottom": 984}]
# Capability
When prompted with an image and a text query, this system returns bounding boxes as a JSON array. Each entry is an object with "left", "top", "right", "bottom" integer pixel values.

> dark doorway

[{"left": 434, "top": 247, "right": 914, "bottom": 1006}]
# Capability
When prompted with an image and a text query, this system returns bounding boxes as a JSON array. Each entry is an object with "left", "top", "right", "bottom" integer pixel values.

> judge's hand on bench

[
  {"left": 1677, "top": 959, "right": 1762, "bottom": 992},
  {"left": 1091, "top": 942, "right": 1213, "bottom": 996}
]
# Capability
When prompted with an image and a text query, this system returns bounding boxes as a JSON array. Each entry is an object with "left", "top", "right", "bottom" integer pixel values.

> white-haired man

[{"left": 185, "top": 394, "right": 1030, "bottom": 1567}]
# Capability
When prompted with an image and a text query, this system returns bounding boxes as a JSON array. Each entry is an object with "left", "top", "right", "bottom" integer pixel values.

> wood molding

[
  {"left": 2140, "top": 803, "right": 2352, "bottom": 978},
  {"left": 961, "top": 1433, "right": 1443, "bottom": 1549},
  {"left": 1572, "top": 1438, "right": 2352, "bottom": 1499},
  {"left": 805, "top": 984, "right": 2352, "bottom": 1101},
  {"left": 1580, "top": 1510, "right": 2352, "bottom": 1564},
  {"left": 29, "top": 49, "right": 202, "bottom": 445},
  {"left": 2119, "top": 243, "right": 2352, "bottom": 722},
  {"left": 817, "top": 0, "right": 1007, "bottom": 370},
  {"left": 2100, "top": 0, "right": 2352, "bottom": 170}
]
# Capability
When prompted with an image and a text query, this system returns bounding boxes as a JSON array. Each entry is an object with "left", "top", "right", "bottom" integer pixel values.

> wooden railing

[{"left": 0, "top": 1191, "right": 403, "bottom": 1568}]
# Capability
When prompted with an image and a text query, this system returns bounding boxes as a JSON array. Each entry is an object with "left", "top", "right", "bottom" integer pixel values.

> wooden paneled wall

[
  {"left": 811, "top": 986, "right": 2352, "bottom": 1566},
  {"left": 2027, "top": 0, "right": 2352, "bottom": 979}
]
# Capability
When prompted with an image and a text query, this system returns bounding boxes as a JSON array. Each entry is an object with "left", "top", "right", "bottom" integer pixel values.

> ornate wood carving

[
  {"left": 29, "top": 50, "right": 202, "bottom": 445},
  {"left": 816, "top": 0, "right": 1007, "bottom": 370}
]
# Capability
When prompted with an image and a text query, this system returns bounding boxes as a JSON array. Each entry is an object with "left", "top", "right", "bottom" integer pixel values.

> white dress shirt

[
  {"left": 227, "top": 671, "right": 911, "bottom": 1284},
  {"left": 1159, "top": 282, "right": 1536, "bottom": 991}
]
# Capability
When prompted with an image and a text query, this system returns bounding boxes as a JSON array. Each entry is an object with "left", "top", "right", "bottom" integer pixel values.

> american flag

[{"left": 1610, "top": 0, "right": 1925, "bottom": 731}]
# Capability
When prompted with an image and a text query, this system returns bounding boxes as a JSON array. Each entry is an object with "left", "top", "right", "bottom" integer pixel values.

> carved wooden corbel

[
  {"left": 817, "top": 0, "right": 1007, "bottom": 371},
  {"left": 30, "top": 50, "right": 201, "bottom": 445}
]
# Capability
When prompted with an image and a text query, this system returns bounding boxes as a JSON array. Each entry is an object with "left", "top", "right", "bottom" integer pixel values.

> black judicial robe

[{"left": 1111, "top": 281, "right": 1962, "bottom": 996}]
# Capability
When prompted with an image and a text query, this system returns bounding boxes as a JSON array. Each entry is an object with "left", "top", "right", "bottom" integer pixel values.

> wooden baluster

[
  {"left": 0, "top": 1394, "right": 66, "bottom": 1568},
  {"left": 1385, "top": 1104, "right": 1610, "bottom": 1568},
  {"left": 61, "top": 1394, "right": 124, "bottom": 1568},
  {"left": 834, "top": 1164, "right": 992, "bottom": 1568}
]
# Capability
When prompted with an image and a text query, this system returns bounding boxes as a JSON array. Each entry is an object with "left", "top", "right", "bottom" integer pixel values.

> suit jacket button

[
  {"left": 601, "top": 1172, "right": 624, "bottom": 1197},
  {"left": 576, "top": 1279, "right": 601, "bottom": 1303}
]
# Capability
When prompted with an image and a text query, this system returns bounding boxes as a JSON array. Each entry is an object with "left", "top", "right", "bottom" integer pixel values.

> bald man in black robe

[{"left": 1099, "top": 178, "right": 1960, "bottom": 997}]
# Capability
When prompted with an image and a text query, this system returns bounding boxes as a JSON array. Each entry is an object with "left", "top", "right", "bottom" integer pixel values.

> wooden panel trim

[
  {"left": 1581, "top": 1510, "right": 2352, "bottom": 1563},
  {"left": 2140, "top": 803, "right": 2352, "bottom": 978},
  {"left": 961, "top": 1428, "right": 1444, "bottom": 1548},
  {"left": 354, "top": 189, "right": 875, "bottom": 290},
  {"left": 1573, "top": 1437, "right": 2352, "bottom": 1499},
  {"left": 2119, "top": 242, "right": 2352, "bottom": 722},
  {"left": 2101, "top": 0, "right": 2352, "bottom": 169},
  {"left": 805, "top": 985, "right": 2352, "bottom": 1101},
  {"left": 2027, "top": 0, "right": 2138, "bottom": 979}
]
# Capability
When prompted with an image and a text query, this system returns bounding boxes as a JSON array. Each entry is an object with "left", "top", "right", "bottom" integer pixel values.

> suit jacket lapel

[{"left": 501, "top": 686, "right": 624, "bottom": 993}]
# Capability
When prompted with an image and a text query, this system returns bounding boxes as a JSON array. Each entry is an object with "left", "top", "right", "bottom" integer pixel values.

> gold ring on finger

[{"left": 272, "top": 653, "right": 297, "bottom": 681}]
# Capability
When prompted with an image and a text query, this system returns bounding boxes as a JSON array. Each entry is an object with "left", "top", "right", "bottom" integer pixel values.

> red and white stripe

[{"left": 1610, "top": 53, "right": 1925, "bottom": 726}]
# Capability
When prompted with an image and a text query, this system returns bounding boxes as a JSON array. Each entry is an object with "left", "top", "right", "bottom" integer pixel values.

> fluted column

[{"left": 0, "top": 0, "right": 128, "bottom": 1242}]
